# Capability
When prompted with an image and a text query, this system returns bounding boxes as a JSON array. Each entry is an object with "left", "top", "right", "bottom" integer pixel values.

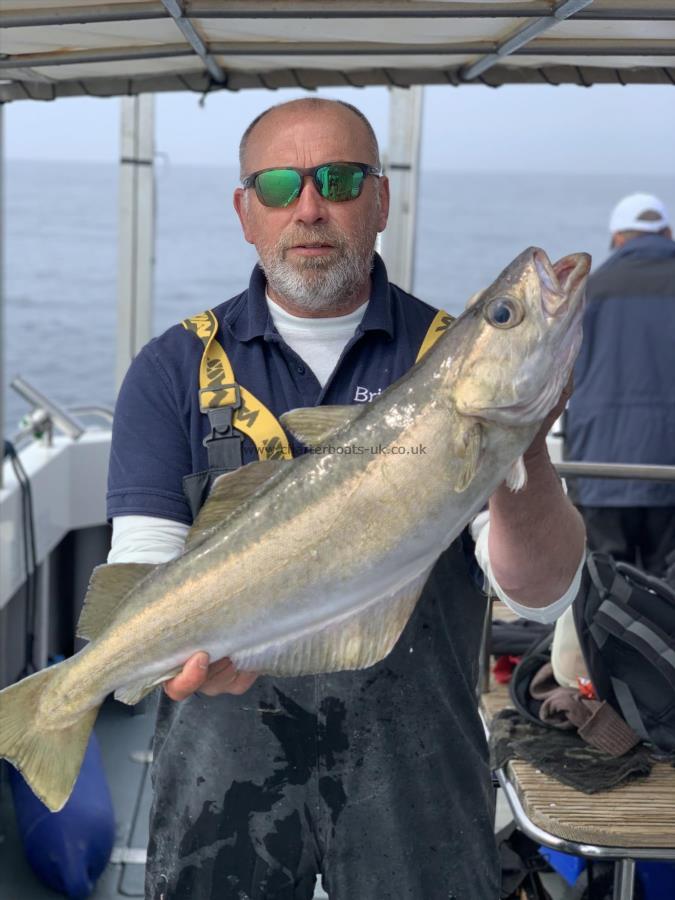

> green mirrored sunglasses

[{"left": 241, "top": 162, "right": 381, "bottom": 208}]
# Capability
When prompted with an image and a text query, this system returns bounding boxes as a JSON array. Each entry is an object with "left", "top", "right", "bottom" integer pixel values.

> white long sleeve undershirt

[{"left": 108, "top": 513, "right": 583, "bottom": 624}]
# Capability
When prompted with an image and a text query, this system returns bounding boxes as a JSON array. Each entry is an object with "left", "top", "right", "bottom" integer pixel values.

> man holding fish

[{"left": 0, "top": 99, "right": 588, "bottom": 899}]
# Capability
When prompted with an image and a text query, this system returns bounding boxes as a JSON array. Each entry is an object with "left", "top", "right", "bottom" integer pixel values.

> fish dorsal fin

[
  {"left": 228, "top": 568, "right": 431, "bottom": 677},
  {"left": 280, "top": 405, "right": 361, "bottom": 449},
  {"left": 76, "top": 563, "right": 156, "bottom": 641},
  {"left": 450, "top": 421, "right": 483, "bottom": 493},
  {"left": 185, "top": 459, "right": 286, "bottom": 551}
]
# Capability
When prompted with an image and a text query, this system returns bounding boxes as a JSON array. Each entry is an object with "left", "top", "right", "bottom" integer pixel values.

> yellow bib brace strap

[
  {"left": 183, "top": 306, "right": 454, "bottom": 467},
  {"left": 415, "top": 309, "right": 455, "bottom": 364},
  {"left": 182, "top": 310, "right": 292, "bottom": 465}
]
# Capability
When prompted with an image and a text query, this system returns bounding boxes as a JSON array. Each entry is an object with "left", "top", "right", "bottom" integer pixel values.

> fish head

[{"left": 449, "top": 246, "right": 591, "bottom": 428}]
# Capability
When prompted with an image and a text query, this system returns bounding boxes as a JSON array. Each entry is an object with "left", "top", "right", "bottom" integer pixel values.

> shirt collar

[
  {"left": 223, "top": 252, "right": 394, "bottom": 343},
  {"left": 357, "top": 253, "right": 395, "bottom": 339}
]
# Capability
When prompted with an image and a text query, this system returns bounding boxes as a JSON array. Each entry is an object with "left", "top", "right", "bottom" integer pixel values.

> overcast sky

[{"left": 5, "top": 83, "right": 675, "bottom": 174}]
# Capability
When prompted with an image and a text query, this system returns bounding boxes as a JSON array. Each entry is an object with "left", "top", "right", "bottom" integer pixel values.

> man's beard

[{"left": 258, "top": 224, "right": 377, "bottom": 313}]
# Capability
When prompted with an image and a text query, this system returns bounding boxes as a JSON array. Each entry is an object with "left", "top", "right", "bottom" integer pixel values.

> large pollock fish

[{"left": 0, "top": 246, "right": 590, "bottom": 812}]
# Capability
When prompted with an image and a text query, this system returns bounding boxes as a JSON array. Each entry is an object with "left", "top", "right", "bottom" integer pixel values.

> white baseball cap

[{"left": 609, "top": 192, "right": 671, "bottom": 235}]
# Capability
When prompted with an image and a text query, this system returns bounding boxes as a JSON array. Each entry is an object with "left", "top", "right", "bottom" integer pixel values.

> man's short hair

[
  {"left": 615, "top": 227, "right": 670, "bottom": 243},
  {"left": 239, "top": 98, "right": 381, "bottom": 178}
]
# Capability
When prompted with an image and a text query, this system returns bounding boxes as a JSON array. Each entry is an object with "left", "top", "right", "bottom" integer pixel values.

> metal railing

[
  {"left": 68, "top": 405, "right": 115, "bottom": 424},
  {"left": 556, "top": 461, "right": 675, "bottom": 482},
  {"left": 7, "top": 377, "right": 113, "bottom": 449}
]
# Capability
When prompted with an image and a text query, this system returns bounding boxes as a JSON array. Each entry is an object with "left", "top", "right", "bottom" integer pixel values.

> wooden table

[{"left": 481, "top": 641, "right": 675, "bottom": 900}]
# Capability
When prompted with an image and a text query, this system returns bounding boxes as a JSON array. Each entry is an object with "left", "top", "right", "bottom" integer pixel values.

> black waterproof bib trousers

[{"left": 145, "top": 532, "right": 499, "bottom": 900}]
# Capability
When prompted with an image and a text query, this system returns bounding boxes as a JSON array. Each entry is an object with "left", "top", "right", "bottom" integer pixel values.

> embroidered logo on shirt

[{"left": 353, "top": 386, "right": 383, "bottom": 403}]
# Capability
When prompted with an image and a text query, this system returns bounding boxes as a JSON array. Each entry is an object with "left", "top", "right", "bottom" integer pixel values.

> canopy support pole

[
  {"left": 0, "top": 104, "right": 5, "bottom": 488},
  {"left": 381, "top": 85, "right": 423, "bottom": 294},
  {"left": 116, "top": 94, "right": 156, "bottom": 390}
]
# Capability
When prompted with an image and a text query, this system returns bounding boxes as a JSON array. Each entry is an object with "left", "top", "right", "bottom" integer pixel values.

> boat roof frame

[{"left": 1, "top": 0, "right": 675, "bottom": 103}]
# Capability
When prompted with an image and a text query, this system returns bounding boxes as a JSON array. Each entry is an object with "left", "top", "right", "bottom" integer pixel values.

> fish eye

[{"left": 485, "top": 298, "right": 523, "bottom": 329}]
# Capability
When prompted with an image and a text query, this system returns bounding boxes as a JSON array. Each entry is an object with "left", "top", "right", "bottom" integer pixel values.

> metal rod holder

[{"left": 10, "top": 376, "right": 85, "bottom": 442}]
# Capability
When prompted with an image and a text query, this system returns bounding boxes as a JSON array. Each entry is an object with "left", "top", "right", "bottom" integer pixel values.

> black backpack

[{"left": 572, "top": 552, "right": 675, "bottom": 753}]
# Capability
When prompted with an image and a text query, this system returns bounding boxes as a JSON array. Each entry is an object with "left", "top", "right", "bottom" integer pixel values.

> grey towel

[{"left": 489, "top": 708, "right": 652, "bottom": 793}]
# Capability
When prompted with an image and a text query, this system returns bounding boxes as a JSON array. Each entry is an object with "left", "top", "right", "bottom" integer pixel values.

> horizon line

[{"left": 6, "top": 156, "right": 674, "bottom": 179}]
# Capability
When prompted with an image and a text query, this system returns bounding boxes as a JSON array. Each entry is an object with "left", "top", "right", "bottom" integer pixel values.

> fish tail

[{"left": 0, "top": 666, "right": 100, "bottom": 812}]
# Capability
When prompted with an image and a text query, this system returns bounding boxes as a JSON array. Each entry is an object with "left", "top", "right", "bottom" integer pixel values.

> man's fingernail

[{"left": 197, "top": 653, "right": 209, "bottom": 669}]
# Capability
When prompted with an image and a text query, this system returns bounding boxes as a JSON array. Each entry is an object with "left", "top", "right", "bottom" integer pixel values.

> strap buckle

[
  {"left": 201, "top": 384, "right": 244, "bottom": 472},
  {"left": 199, "top": 383, "right": 242, "bottom": 414}
]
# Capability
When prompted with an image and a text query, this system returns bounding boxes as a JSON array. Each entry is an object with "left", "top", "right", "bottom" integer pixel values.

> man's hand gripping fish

[{"left": 0, "top": 246, "right": 591, "bottom": 811}]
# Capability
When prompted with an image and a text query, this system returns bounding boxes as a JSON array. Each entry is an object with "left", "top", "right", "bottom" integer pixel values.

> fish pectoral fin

[
  {"left": 114, "top": 665, "right": 183, "bottom": 706},
  {"left": 505, "top": 455, "right": 528, "bottom": 491},
  {"left": 450, "top": 421, "right": 483, "bottom": 493},
  {"left": 77, "top": 563, "right": 157, "bottom": 641},
  {"left": 229, "top": 568, "right": 431, "bottom": 677},
  {"left": 186, "top": 459, "right": 286, "bottom": 550},
  {"left": 279, "top": 405, "right": 362, "bottom": 449}
]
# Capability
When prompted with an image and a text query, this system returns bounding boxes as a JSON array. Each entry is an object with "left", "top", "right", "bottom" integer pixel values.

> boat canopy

[{"left": 1, "top": 1, "right": 674, "bottom": 103}]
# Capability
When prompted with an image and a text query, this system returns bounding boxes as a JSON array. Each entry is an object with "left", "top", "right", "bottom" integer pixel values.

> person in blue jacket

[
  {"left": 566, "top": 192, "right": 675, "bottom": 582},
  {"left": 108, "top": 98, "right": 586, "bottom": 900}
]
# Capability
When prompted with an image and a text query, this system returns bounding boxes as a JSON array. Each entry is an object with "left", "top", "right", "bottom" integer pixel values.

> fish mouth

[{"left": 535, "top": 250, "right": 591, "bottom": 319}]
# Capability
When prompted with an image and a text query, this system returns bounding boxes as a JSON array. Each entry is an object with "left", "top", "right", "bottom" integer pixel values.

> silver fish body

[{"left": 0, "top": 246, "right": 591, "bottom": 810}]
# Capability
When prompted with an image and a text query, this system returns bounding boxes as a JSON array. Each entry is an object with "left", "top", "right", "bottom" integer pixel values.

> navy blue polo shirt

[{"left": 107, "top": 254, "right": 440, "bottom": 525}]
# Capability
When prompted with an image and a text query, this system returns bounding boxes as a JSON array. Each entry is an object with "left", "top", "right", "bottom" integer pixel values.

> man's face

[{"left": 233, "top": 105, "right": 390, "bottom": 313}]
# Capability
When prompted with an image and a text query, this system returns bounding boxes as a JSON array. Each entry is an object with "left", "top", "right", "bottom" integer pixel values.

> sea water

[{"left": 3, "top": 159, "right": 674, "bottom": 434}]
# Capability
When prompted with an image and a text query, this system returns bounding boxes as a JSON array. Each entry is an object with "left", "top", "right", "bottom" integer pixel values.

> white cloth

[
  {"left": 265, "top": 294, "right": 368, "bottom": 388},
  {"left": 109, "top": 513, "right": 582, "bottom": 624}
]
